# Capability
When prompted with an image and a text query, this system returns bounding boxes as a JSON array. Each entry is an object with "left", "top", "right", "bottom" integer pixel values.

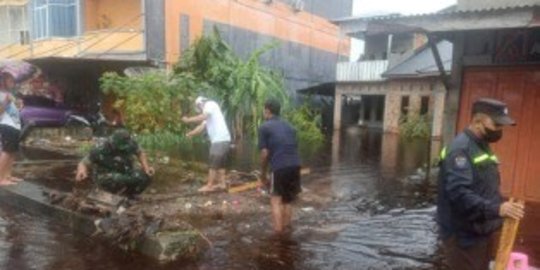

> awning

[
  {"left": 335, "top": 5, "right": 540, "bottom": 38},
  {"left": 26, "top": 56, "right": 151, "bottom": 76},
  {"left": 297, "top": 82, "right": 336, "bottom": 97}
]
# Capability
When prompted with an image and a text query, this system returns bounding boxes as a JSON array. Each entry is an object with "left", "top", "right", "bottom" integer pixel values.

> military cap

[{"left": 472, "top": 98, "right": 516, "bottom": 126}]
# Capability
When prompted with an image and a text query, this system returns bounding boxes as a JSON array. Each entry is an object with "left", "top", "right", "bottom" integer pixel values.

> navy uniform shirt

[
  {"left": 436, "top": 129, "right": 503, "bottom": 248},
  {"left": 258, "top": 117, "right": 301, "bottom": 172}
]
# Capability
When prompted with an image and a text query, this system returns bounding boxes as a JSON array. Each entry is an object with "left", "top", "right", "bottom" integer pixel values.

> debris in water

[{"left": 203, "top": 201, "right": 213, "bottom": 207}]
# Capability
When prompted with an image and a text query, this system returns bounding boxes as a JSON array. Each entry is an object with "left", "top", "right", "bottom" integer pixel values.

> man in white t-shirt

[
  {"left": 182, "top": 96, "right": 231, "bottom": 192},
  {"left": 0, "top": 88, "right": 22, "bottom": 186}
]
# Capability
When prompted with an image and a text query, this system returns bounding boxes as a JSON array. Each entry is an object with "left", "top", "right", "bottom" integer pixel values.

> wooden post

[{"left": 494, "top": 198, "right": 525, "bottom": 270}]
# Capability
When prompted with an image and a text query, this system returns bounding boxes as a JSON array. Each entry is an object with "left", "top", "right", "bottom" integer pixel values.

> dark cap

[{"left": 472, "top": 98, "right": 516, "bottom": 126}]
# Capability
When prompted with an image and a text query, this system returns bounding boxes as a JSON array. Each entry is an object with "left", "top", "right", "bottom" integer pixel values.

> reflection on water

[{"left": 3, "top": 127, "right": 443, "bottom": 270}]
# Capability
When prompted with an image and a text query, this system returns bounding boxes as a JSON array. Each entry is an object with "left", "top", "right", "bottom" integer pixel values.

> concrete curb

[{"left": 0, "top": 181, "right": 203, "bottom": 262}]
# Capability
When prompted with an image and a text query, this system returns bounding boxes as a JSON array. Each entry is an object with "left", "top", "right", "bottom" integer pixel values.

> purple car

[{"left": 20, "top": 95, "right": 81, "bottom": 127}]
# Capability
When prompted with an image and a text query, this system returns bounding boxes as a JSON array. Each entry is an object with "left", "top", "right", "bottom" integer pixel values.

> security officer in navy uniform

[{"left": 437, "top": 98, "right": 525, "bottom": 270}]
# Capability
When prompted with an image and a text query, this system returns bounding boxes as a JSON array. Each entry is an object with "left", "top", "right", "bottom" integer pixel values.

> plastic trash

[
  {"left": 203, "top": 201, "right": 213, "bottom": 207},
  {"left": 161, "top": 156, "right": 170, "bottom": 164},
  {"left": 507, "top": 252, "right": 529, "bottom": 270},
  {"left": 116, "top": 206, "right": 126, "bottom": 215}
]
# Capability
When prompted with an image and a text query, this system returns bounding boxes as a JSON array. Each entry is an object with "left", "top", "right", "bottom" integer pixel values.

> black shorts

[
  {"left": 271, "top": 166, "right": 301, "bottom": 203},
  {"left": 0, "top": 124, "right": 20, "bottom": 153}
]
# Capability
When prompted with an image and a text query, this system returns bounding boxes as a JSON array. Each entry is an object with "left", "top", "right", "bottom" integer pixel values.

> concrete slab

[{"left": 0, "top": 181, "right": 203, "bottom": 262}]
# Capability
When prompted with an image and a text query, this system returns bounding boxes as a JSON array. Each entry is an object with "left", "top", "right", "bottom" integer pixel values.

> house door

[{"left": 458, "top": 66, "right": 540, "bottom": 202}]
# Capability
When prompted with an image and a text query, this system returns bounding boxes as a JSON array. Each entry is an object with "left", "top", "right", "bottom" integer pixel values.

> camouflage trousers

[{"left": 94, "top": 169, "right": 151, "bottom": 196}]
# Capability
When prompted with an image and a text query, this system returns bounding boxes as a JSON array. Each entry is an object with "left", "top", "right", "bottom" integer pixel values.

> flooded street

[{"left": 0, "top": 127, "right": 445, "bottom": 270}]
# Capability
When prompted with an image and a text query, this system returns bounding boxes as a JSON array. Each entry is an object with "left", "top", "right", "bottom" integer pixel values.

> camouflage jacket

[{"left": 86, "top": 139, "right": 141, "bottom": 174}]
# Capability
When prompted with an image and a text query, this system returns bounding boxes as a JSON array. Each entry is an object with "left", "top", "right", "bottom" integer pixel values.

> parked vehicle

[
  {"left": 68, "top": 101, "right": 109, "bottom": 136},
  {"left": 20, "top": 95, "right": 77, "bottom": 127},
  {"left": 19, "top": 96, "right": 110, "bottom": 139}
]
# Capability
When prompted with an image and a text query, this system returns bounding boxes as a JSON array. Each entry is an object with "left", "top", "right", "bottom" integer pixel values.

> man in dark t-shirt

[{"left": 258, "top": 99, "right": 301, "bottom": 234}]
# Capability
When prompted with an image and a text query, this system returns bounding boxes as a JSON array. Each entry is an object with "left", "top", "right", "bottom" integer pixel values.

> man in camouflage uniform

[{"left": 75, "top": 129, "right": 154, "bottom": 196}]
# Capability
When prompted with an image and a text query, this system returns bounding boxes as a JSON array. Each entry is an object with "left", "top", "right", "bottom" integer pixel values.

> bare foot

[
  {"left": 0, "top": 180, "right": 17, "bottom": 186},
  {"left": 9, "top": 176, "right": 23, "bottom": 182},
  {"left": 198, "top": 185, "right": 217, "bottom": 192},
  {"left": 216, "top": 183, "right": 227, "bottom": 191}
]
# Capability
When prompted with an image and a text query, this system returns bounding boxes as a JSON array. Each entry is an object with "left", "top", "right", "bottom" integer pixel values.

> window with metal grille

[
  {"left": 0, "top": 4, "right": 29, "bottom": 45},
  {"left": 31, "top": 0, "right": 78, "bottom": 39}
]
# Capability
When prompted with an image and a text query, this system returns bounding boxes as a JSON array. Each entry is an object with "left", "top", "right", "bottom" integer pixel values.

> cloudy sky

[{"left": 350, "top": 0, "right": 457, "bottom": 60}]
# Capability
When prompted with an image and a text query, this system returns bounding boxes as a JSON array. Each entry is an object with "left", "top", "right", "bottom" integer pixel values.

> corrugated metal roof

[
  {"left": 383, "top": 40, "right": 453, "bottom": 79},
  {"left": 333, "top": 4, "right": 540, "bottom": 23},
  {"left": 335, "top": 4, "right": 540, "bottom": 37},
  {"left": 297, "top": 82, "right": 336, "bottom": 96}
]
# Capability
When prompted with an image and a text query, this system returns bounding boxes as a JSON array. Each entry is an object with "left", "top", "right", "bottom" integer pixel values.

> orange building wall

[
  {"left": 164, "top": 0, "right": 349, "bottom": 64},
  {"left": 84, "top": 0, "right": 142, "bottom": 31}
]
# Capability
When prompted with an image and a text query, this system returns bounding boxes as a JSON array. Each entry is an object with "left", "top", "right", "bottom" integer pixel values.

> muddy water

[{"left": 1, "top": 127, "right": 445, "bottom": 270}]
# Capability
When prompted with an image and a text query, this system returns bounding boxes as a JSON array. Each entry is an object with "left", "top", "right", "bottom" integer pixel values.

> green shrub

[
  {"left": 100, "top": 27, "right": 324, "bottom": 153},
  {"left": 399, "top": 114, "right": 432, "bottom": 139},
  {"left": 284, "top": 104, "right": 324, "bottom": 153}
]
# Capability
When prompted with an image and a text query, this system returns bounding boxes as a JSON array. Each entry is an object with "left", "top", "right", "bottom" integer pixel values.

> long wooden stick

[
  {"left": 228, "top": 181, "right": 259, "bottom": 194},
  {"left": 494, "top": 198, "right": 525, "bottom": 270}
]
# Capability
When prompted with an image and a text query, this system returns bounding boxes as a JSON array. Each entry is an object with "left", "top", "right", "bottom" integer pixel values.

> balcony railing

[
  {"left": 336, "top": 60, "right": 389, "bottom": 82},
  {"left": 0, "top": 30, "right": 144, "bottom": 60}
]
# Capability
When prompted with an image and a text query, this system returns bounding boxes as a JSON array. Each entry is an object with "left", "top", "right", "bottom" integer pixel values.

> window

[
  {"left": 32, "top": 0, "right": 78, "bottom": 39},
  {"left": 420, "top": 96, "right": 430, "bottom": 115},
  {"left": 0, "top": 5, "right": 29, "bottom": 45},
  {"left": 400, "top": 96, "right": 410, "bottom": 116}
]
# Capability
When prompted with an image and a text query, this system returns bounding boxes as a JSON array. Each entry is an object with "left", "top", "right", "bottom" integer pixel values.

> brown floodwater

[{"left": 1, "top": 127, "right": 446, "bottom": 270}]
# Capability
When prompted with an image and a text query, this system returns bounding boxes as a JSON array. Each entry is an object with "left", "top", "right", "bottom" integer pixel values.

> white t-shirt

[
  {"left": 0, "top": 92, "right": 21, "bottom": 130},
  {"left": 203, "top": 100, "right": 231, "bottom": 143}
]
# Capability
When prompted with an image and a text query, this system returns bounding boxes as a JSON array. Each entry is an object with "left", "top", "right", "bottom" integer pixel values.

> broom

[{"left": 494, "top": 198, "right": 525, "bottom": 270}]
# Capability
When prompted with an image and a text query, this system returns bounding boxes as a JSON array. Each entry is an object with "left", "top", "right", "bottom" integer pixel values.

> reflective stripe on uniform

[
  {"left": 473, "top": 154, "right": 490, "bottom": 164},
  {"left": 473, "top": 153, "right": 498, "bottom": 164},
  {"left": 439, "top": 146, "right": 498, "bottom": 165},
  {"left": 440, "top": 147, "right": 447, "bottom": 160}
]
